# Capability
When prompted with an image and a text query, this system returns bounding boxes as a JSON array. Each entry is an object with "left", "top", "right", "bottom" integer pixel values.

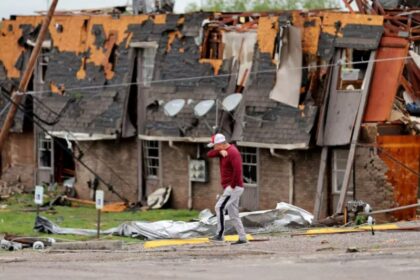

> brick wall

[
  {"left": 75, "top": 138, "right": 138, "bottom": 203},
  {"left": 158, "top": 144, "right": 329, "bottom": 215},
  {"left": 1, "top": 131, "right": 35, "bottom": 195},
  {"left": 354, "top": 146, "right": 396, "bottom": 222},
  {"left": 160, "top": 142, "right": 221, "bottom": 210},
  {"left": 258, "top": 149, "right": 290, "bottom": 209},
  {"left": 143, "top": 141, "right": 398, "bottom": 223}
]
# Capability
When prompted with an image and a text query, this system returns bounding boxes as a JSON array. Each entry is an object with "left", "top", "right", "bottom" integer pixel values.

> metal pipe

[
  {"left": 168, "top": 140, "right": 181, "bottom": 153},
  {"left": 187, "top": 155, "right": 193, "bottom": 210}
]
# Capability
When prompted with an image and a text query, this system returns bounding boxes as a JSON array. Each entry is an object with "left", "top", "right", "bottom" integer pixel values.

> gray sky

[{"left": 0, "top": 0, "right": 196, "bottom": 19}]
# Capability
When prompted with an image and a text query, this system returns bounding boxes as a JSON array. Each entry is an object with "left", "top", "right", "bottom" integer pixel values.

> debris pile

[{"left": 34, "top": 202, "right": 313, "bottom": 240}]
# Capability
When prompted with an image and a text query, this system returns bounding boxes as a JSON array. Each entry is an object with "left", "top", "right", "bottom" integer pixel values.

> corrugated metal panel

[
  {"left": 364, "top": 37, "right": 409, "bottom": 122},
  {"left": 377, "top": 135, "right": 420, "bottom": 220},
  {"left": 323, "top": 90, "right": 362, "bottom": 146}
]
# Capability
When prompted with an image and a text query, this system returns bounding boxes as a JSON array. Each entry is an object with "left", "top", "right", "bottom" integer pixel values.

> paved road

[{"left": 2, "top": 231, "right": 420, "bottom": 279}]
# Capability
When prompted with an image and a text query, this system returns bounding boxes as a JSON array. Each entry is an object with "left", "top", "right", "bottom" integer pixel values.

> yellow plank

[
  {"left": 144, "top": 234, "right": 254, "bottom": 249},
  {"left": 303, "top": 224, "right": 400, "bottom": 235}
]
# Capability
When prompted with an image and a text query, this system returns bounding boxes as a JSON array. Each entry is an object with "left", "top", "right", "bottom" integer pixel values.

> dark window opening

[
  {"left": 128, "top": 55, "right": 138, "bottom": 128},
  {"left": 38, "top": 134, "right": 52, "bottom": 168},
  {"left": 201, "top": 26, "right": 223, "bottom": 60},
  {"left": 338, "top": 49, "right": 371, "bottom": 90},
  {"left": 53, "top": 138, "right": 75, "bottom": 183},
  {"left": 108, "top": 44, "right": 118, "bottom": 72}
]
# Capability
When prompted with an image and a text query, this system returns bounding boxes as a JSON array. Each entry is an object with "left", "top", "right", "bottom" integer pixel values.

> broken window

[
  {"left": 37, "top": 49, "right": 49, "bottom": 84},
  {"left": 201, "top": 26, "right": 223, "bottom": 60},
  {"left": 338, "top": 49, "right": 371, "bottom": 90},
  {"left": 143, "top": 140, "right": 160, "bottom": 178},
  {"left": 332, "top": 149, "right": 354, "bottom": 195},
  {"left": 38, "top": 134, "right": 52, "bottom": 168},
  {"left": 239, "top": 147, "right": 258, "bottom": 185}
]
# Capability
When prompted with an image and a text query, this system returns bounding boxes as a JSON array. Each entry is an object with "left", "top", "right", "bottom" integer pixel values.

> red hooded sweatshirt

[{"left": 207, "top": 144, "right": 243, "bottom": 189}]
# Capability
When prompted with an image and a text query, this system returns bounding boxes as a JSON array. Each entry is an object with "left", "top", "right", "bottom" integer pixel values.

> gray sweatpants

[{"left": 215, "top": 186, "right": 247, "bottom": 241}]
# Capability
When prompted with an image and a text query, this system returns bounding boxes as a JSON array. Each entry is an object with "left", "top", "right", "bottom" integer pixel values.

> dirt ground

[{"left": 2, "top": 230, "right": 420, "bottom": 279}]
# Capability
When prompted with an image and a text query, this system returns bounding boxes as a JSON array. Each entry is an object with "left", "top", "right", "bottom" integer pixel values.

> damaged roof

[{"left": 0, "top": 10, "right": 397, "bottom": 147}]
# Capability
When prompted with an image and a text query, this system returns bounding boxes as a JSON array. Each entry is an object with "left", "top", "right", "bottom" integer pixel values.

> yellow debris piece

[
  {"left": 303, "top": 224, "right": 400, "bottom": 235},
  {"left": 144, "top": 234, "right": 254, "bottom": 249}
]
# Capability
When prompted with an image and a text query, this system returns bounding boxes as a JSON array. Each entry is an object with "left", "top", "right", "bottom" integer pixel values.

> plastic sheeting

[{"left": 34, "top": 202, "right": 313, "bottom": 240}]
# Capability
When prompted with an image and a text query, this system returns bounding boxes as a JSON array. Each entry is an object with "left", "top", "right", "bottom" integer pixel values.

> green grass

[{"left": 0, "top": 194, "right": 199, "bottom": 241}]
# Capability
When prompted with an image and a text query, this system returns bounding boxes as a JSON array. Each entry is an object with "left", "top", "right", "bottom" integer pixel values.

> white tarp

[
  {"left": 35, "top": 203, "right": 313, "bottom": 240},
  {"left": 269, "top": 26, "right": 302, "bottom": 108}
]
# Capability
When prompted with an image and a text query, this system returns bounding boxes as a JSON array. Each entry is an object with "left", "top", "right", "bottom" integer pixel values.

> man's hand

[{"left": 219, "top": 150, "right": 228, "bottom": 157}]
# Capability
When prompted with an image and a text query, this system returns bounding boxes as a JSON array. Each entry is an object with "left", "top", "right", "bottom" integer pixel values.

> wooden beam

[
  {"left": 335, "top": 51, "right": 376, "bottom": 214},
  {"left": 313, "top": 147, "right": 329, "bottom": 222},
  {"left": 0, "top": 0, "right": 58, "bottom": 151}
]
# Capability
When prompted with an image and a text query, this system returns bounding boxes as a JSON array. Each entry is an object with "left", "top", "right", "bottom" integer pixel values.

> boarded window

[
  {"left": 332, "top": 149, "right": 354, "bottom": 194},
  {"left": 239, "top": 147, "right": 258, "bottom": 185},
  {"left": 38, "top": 134, "right": 52, "bottom": 168},
  {"left": 143, "top": 140, "right": 160, "bottom": 177}
]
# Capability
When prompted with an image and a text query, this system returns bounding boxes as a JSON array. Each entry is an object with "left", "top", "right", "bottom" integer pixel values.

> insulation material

[
  {"left": 269, "top": 26, "right": 302, "bottom": 108},
  {"left": 222, "top": 31, "right": 257, "bottom": 87},
  {"left": 0, "top": 17, "right": 42, "bottom": 78},
  {"left": 321, "top": 13, "right": 384, "bottom": 37},
  {"left": 257, "top": 16, "right": 278, "bottom": 54}
]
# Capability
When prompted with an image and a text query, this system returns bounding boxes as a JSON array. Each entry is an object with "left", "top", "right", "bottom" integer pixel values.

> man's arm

[
  {"left": 207, "top": 149, "right": 228, "bottom": 158},
  {"left": 230, "top": 151, "right": 243, "bottom": 188},
  {"left": 207, "top": 149, "right": 220, "bottom": 158}
]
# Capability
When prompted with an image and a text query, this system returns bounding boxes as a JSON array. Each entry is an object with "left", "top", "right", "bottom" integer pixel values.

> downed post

[
  {"left": 363, "top": 202, "right": 420, "bottom": 216},
  {"left": 0, "top": 0, "right": 59, "bottom": 151},
  {"left": 292, "top": 222, "right": 420, "bottom": 236},
  {"left": 143, "top": 234, "right": 255, "bottom": 249},
  {"left": 51, "top": 240, "right": 123, "bottom": 251}
]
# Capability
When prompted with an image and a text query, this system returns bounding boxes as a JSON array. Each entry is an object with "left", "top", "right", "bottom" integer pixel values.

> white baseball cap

[{"left": 207, "top": 133, "right": 226, "bottom": 148}]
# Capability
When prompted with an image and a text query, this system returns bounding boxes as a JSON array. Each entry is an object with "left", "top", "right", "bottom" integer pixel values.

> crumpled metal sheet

[{"left": 34, "top": 202, "right": 313, "bottom": 240}]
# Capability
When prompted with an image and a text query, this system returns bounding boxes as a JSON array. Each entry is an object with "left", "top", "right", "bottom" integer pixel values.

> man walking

[{"left": 207, "top": 133, "right": 247, "bottom": 244}]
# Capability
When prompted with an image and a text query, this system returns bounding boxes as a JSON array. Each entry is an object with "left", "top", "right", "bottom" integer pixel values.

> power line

[
  {"left": 0, "top": 90, "right": 129, "bottom": 203},
  {"left": 24, "top": 55, "right": 415, "bottom": 96},
  {"left": 29, "top": 94, "right": 137, "bottom": 193}
]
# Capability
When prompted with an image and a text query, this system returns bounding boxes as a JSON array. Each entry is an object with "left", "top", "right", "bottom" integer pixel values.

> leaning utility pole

[{"left": 0, "top": 0, "right": 58, "bottom": 151}]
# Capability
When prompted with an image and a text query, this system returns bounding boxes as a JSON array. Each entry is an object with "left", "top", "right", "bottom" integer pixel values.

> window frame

[
  {"left": 239, "top": 146, "right": 259, "bottom": 187},
  {"left": 38, "top": 134, "right": 53, "bottom": 169},
  {"left": 143, "top": 140, "right": 160, "bottom": 179}
]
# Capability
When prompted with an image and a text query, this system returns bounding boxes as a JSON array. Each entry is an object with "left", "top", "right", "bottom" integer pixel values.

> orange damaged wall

[
  {"left": 377, "top": 136, "right": 420, "bottom": 221},
  {"left": 0, "top": 17, "right": 42, "bottom": 78},
  {"left": 0, "top": 14, "right": 165, "bottom": 80},
  {"left": 321, "top": 12, "right": 384, "bottom": 37}
]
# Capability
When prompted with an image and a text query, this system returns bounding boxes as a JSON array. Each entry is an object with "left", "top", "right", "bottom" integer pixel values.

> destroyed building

[{"left": 0, "top": 1, "right": 419, "bottom": 222}]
